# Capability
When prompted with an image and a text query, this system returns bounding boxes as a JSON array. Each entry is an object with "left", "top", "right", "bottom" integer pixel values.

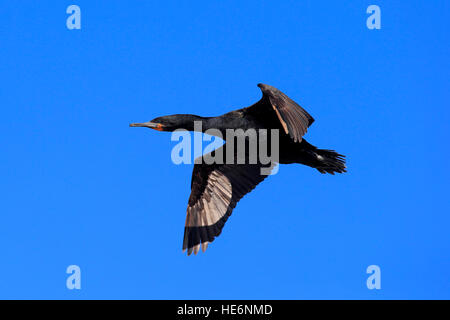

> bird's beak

[{"left": 129, "top": 122, "right": 164, "bottom": 131}]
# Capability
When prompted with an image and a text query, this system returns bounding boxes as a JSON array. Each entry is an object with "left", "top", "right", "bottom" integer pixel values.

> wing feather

[
  {"left": 255, "top": 84, "right": 314, "bottom": 143},
  {"left": 183, "top": 145, "right": 274, "bottom": 255}
]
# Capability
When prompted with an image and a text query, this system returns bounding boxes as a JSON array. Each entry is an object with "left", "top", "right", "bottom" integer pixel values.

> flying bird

[{"left": 130, "top": 84, "right": 346, "bottom": 255}]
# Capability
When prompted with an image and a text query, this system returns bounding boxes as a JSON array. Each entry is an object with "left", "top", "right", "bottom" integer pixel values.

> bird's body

[{"left": 130, "top": 84, "right": 346, "bottom": 255}]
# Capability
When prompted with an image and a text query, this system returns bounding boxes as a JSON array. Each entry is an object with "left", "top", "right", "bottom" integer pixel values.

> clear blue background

[{"left": 0, "top": 1, "right": 448, "bottom": 299}]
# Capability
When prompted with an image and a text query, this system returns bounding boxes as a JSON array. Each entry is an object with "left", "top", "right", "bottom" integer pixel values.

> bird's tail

[{"left": 314, "top": 149, "right": 346, "bottom": 175}]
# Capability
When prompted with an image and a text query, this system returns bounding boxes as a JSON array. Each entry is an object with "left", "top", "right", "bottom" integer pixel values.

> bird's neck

[
  {"left": 193, "top": 117, "right": 227, "bottom": 133},
  {"left": 177, "top": 115, "right": 213, "bottom": 132},
  {"left": 173, "top": 113, "right": 244, "bottom": 137}
]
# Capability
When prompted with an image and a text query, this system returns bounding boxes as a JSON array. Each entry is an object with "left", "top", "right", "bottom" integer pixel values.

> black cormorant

[{"left": 130, "top": 84, "right": 346, "bottom": 255}]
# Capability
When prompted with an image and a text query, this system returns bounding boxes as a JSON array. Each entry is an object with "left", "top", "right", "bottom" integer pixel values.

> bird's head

[{"left": 130, "top": 114, "right": 202, "bottom": 132}]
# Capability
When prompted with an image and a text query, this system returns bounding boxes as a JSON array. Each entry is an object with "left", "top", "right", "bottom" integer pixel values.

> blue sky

[{"left": 0, "top": 1, "right": 448, "bottom": 299}]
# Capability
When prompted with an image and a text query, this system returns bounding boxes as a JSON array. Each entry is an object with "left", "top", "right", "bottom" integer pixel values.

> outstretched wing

[
  {"left": 254, "top": 83, "right": 314, "bottom": 143},
  {"left": 183, "top": 145, "right": 274, "bottom": 255}
]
